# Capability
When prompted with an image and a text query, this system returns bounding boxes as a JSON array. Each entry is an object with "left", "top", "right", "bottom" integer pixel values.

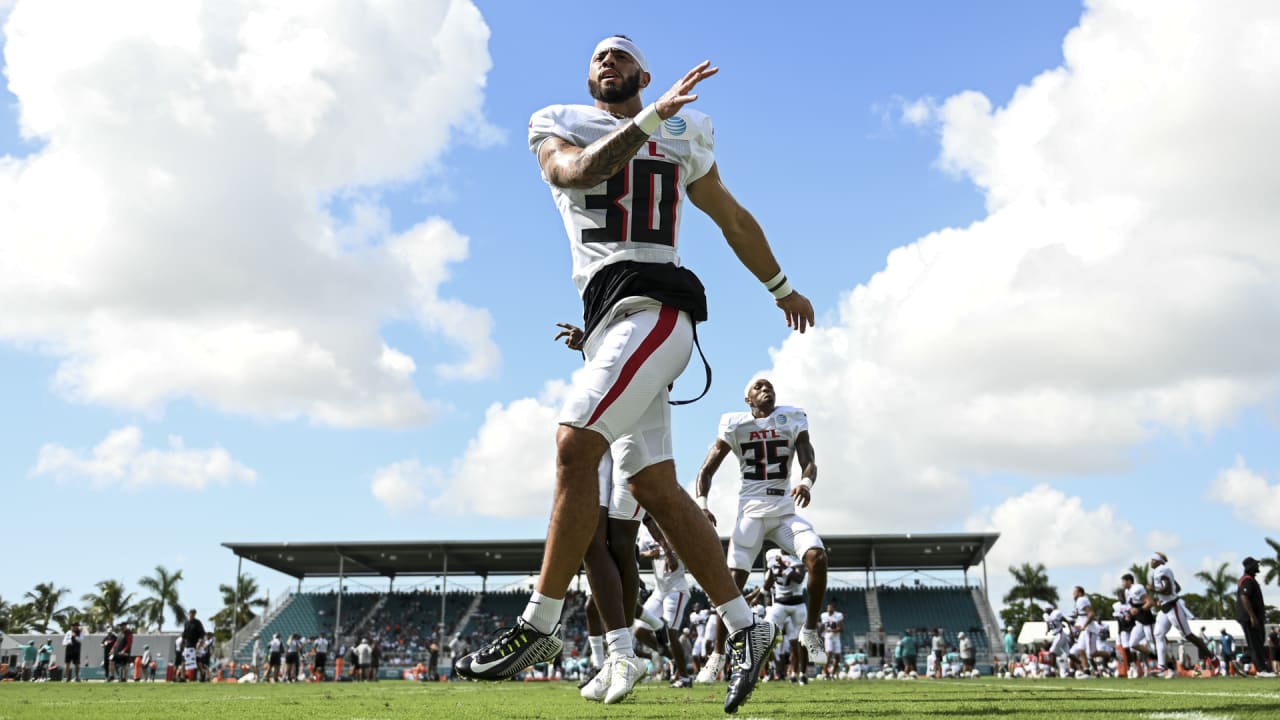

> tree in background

[
  {"left": 81, "top": 579, "right": 136, "bottom": 632},
  {"left": 137, "top": 566, "right": 185, "bottom": 632},
  {"left": 1259, "top": 537, "right": 1280, "bottom": 586},
  {"left": 24, "top": 582, "right": 70, "bottom": 634},
  {"left": 1002, "top": 563, "right": 1060, "bottom": 637},
  {"left": 1194, "top": 562, "right": 1238, "bottom": 619},
  {"left": 210, "top": 574, "right": 269, "bottom": 641}
]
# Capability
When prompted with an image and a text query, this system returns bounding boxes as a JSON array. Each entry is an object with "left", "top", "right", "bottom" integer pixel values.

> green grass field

[{"left": 3, "top": 678, "right": 1280, "bottom": 720}]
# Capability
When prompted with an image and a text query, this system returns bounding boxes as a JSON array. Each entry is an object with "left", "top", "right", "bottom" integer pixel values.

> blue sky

[{"left": 3, "top": 0, "right": 1279, "bottom": 623}]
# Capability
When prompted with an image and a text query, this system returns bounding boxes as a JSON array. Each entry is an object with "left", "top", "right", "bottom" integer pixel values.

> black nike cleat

[
  {"left": 454, "top": 619, "right": 563, "bottom": 681},
  {"left": 724, "top": 620, "right": 778, "bottom": 714}
]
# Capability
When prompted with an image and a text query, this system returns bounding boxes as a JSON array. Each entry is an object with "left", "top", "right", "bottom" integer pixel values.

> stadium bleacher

[{"left": 877, "top": 586, "right": 990, "bottom": 659}]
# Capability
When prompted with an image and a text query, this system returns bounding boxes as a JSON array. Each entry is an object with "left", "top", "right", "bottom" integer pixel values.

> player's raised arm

[
  {"left": 538, "top": 60, "right": 719, "bottom": 190},
  {"left": 686, "top": 164, "right": 816, "bottom": 333},
  {"left": 694, "top": 439, "right": 733, "bottom": 526}
]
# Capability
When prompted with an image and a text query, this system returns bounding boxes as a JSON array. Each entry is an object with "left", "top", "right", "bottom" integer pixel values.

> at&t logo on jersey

[{"left": 663, "top": 116, "right": 687, "bottom": 136}]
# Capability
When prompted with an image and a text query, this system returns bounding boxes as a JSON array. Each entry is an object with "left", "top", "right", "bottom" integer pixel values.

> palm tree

[
  {"left": 1004, "top": 563, "right": 1059, "bottom": 610},
  {"left": 1259, "top": 537, "right": 1280, "bottom": 586},
  {"left": 24, "top": 582, "right": 70, "bottom": 634},
  {"left": 81, "top": 579, "right": 136, "bottom": 632},
  {"left": 210, "top": 574, "right": 269, "bottom": 636},
  {"left": 1127, "top": 563, "right": 1151, "bottom": 588},
  {"left": 137, "top": 566, "right": 185, "bottom": 631},
  {"left": 1194, "top": 562, "right": 1238, "bottom": 618},
  {"left": 3, "top": 602, "right": 38, "bottom": 634},
  {"left": 53, "top": 606, "right": 88, "bottom": 632}
]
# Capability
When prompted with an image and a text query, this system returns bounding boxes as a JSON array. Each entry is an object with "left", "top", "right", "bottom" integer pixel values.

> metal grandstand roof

[{"left": 223, "top": 533, "right": 999, "bottom": 579}]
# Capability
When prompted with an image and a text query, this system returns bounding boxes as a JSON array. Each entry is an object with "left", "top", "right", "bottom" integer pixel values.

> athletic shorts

[
  {"left": 727, "top": 512, "right": 823, "bottom": 571},
  {"left": 315, "top": 653, "right": 327, "bottom": 669},
  {"left": 1155, "top": 599, "right": 1195, "bottom": 638},
  {"left": 766, "top": 602, "right": 807, "bottom": 643},
  {"left": 1070, "top": 631, "right": 1096, "bottom": 656},
  {"left": 269, "top": 651, "right": 281, "bottom": 667},
  {"left": 560, "top": 303, "right": 692, "bottom": 480},
  {"left": 1125, "top": 623, "right": 1153, "bottom": 650},
  {"left": 642, "top": 589, "right": 690, "bottom": 628},
  {"left": 65, "top": 648, "right": 80, "bottom": 665},
  {"left": 597, "top": 452, "right": 645, "bottom": 521},
  {"left": 824, "top": 633, "right": 843, "bottom": 655},
  {"left": 285, "top": 652, "right": 299, "bottom": 665}
]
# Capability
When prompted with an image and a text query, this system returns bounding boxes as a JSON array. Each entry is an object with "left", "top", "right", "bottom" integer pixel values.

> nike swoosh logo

[{"left": 467, "top": 656, "right": 509, "bottom": 674}]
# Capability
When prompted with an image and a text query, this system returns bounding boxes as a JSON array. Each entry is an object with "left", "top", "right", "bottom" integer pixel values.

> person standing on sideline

[
  {"left": 1003, "top": 627, "right": 1017, "bottom": 676},
  {"left": 455, "top": 34, "right": 814, "bottom": 716},
  {"left": 1238, "top": 556, "right": 1275, "bottom": 677},
  {"left": 62, "top": 622, "right": 85, "bottom": 682},
  {"left": 313, "top": 634, "right": 330, "bottom": 681},
  {"left": 251, "top": 633, "right": 263, "bottom": 678}
]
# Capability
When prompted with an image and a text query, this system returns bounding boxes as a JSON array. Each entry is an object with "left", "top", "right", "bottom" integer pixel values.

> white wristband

[
  {"left": 794, "top": 477, "right": 814, "bottom": 491},
  {"left": 764, "top": 270, "right": 793, "bottom": 299},
  {"left": 634, "top": 104, "right": 662, "bottom": 135},
  {"left": 696, "top": 495, "right": 709, "bottom": 510}
]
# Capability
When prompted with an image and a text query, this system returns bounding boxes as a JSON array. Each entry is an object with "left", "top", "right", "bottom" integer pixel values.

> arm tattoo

[{"left": 550, "top": 122, "right": 651, "bottom": 188}]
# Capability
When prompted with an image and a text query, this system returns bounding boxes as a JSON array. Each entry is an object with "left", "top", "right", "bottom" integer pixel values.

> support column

[
  {"left": 335, "top": 555, "right": 345, "bottom": 647},
  {"left": 982, "top": 558, "right": 990, "bottom": 603},
  {"left": 871, "top": 546, "right": 878, "bottom": 588},
  {"left": 441, "top": 551, "right": 448, "bottom": 631},
  {"left": 231, "top": 555, "right": 243, "bottom": 659},
  {"left": 963, "top": 568, "right": 969, "bottom": 588}
]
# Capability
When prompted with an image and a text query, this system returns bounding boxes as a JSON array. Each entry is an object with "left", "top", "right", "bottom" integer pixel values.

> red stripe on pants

[{"left": 586, "top": 305, "right": 679, "bottom": 427}]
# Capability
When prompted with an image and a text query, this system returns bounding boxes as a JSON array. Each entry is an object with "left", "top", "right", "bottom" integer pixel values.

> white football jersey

[
  {"left": 314, "top": 637, "right": 329, "bottom": 654},
  {"left": 690, "top": 608, "right": 709, "bottom": 630},
  {"left": 1152, "top": 565, "right": 1178, "bottom": 604},
  {"left": 820, "top": 610, "right": 844, "bottom": 635},
  {"left": 1125, "top": 584, "right": 1149, "bottom": 612},
  {"left": 1111, "top": 600, "right": 1127, "bottom": 622},
  {"left": 528, "top": 104, "right": 715, "bottom": 295},
  {"left": 769, "top": 561, "right": 806, "bottom": 603},
  {"left": 719, "top": 405, "right": 809, "bottom": 518},
  {"left": 1044, "top": 608, "right": 1066, "bottom": 634},
  {"left": 641, "top": 538, "right": 690, "bottom": 594},
  {"left": 1072, "top": 596, "right": 1092, "bottom": 628}
]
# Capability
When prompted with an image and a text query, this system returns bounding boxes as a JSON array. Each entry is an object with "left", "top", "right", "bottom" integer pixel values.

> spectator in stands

[
  {"left": 1237, "top": 557, "right": 1275, "bottom": 677},
  {"left": 62, "top": 621, "right": 85, "bottom": 682}
]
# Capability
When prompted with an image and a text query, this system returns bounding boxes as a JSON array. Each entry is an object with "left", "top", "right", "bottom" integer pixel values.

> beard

[{"left": 588, "top": 69, "right": 642, "bottom": 104}]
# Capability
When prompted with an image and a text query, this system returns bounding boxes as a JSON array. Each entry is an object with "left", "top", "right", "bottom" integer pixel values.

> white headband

[
  {"left": 593, "top": 36, "right": 648, "bottom": 72},
  {"left": 1151, "top": 552, "right": 1166, "bottom": 564}
]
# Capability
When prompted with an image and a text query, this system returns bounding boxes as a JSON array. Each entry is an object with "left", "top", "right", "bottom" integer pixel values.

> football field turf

[{"left": 3, "top": 678, "right": 1280, "bottom": 719}]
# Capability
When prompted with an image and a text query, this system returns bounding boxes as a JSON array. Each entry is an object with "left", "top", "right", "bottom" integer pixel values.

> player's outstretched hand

[
  {"left": 655, "top": 61, "right": 719, "bottom": 119},
  {"left": 776, "top": 290, "right": 815, "bottom": 333},
  {"left": 554, "top": 322, "right": 584, "bottom": 351},
  {"left": 790, "top": 485, "right": 811, "bottom": 508}
]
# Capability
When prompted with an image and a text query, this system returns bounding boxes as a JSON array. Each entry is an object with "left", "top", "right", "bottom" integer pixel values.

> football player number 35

[
  {"left": 742, "top": 440, "right": 789, "bottom": 481},
  {"left": 582, "top": 158, "right": 678, "bottom": 246}
]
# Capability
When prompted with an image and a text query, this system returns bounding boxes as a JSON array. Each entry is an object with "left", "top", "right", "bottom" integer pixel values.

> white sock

[
  {"left": 605, "top": 628, "right": 635, "bottom": 657},
  {"left": 589, "top": 636, "right": 605, "bottom": 668},
  {"left": 520, "top": 592, "right": 563, "bottom": 635},
  {"left": 716, "top": 596, "right": 754, "bottom": 634}
]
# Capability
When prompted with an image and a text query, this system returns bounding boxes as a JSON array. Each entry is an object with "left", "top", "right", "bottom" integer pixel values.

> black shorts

[
  {"left": 66, "top": 649, "right": 81, "bottom": 665},
  {"left": 286, "top": 652, "right": 299, "bottom": 665},
  {"left": 268, "top": 651, "right": 281, "bottom": 667},
  {"left": 314, "top": 653, "right": 327, "bottom": 669}
]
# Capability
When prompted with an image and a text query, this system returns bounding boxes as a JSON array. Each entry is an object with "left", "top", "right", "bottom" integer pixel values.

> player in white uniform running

[
  {"left": 1068, "top": 586, "right": 1098, "bottom": 675},
  {"left": 1042, "top": 603, "right": 1071, "bottom": 676},
  {"left": 634, "top": 517, "right": 691, "bottom": 687},
  {"left": 1120, "top": 573, "right": 1155, "bottom": 677},
  {"left": 457, "top": 35, "right": 813, "bottom": 716},
  {"left": 695, "top": 377, "right": 829, "bottom": 684},
  {"left": 1148, "top": 552, "right": 1213, "bottom": 677},
  {"left": 819, "top": 602, "right": 845, "bottom": 679}
]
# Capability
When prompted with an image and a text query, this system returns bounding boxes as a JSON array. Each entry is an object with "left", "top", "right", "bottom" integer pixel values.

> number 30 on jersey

[{"left": 582, "top": 143, "right": 679, "bottom": 247}]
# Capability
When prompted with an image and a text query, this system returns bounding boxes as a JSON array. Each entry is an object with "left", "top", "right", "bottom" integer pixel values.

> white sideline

[{"left": 1038, "top": 683, "right": 1280, "bottom": 700}]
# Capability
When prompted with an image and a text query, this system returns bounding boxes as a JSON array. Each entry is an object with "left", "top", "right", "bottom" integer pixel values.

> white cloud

[
  {"left": 1145, "top": 530, "right": 1181, "bottom": 554},
  {"left": 755, "top": 0, "right": 1280, "bottom": 532},
  {"left": 430, "top": 381, "right": 567, "bottom": 518},
  {"left": 371, "top": 460, "right": 438, "bottom": 514},
  {"left": 30, "top": 426, "right": 256, "bottom": 490},
  {"left": 967, "top": 484, "right": 1135, "bottom": 572},
  {"left": 0, "top": 0, "right": 498, "bottom": 427},
  {"left": 1207, "top": 455, "right": 1280, "bottom": 531}
]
